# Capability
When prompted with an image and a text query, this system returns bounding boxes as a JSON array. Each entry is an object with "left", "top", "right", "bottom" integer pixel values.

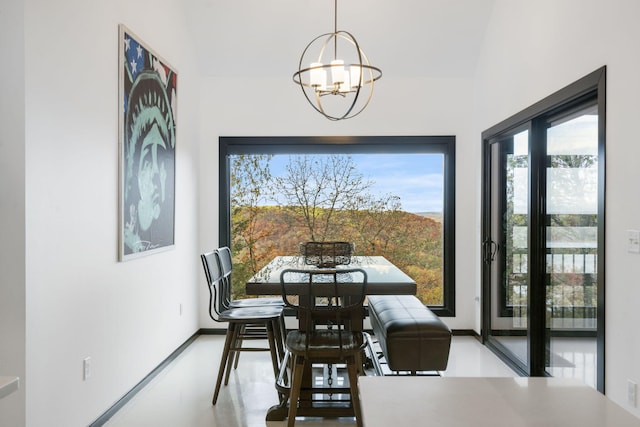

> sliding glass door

[
  {"left": 482, "top": 67, "right": 605, "bottom": 391},
  {"left": 544, "top": 106, "right": 599, "bottom": 384},
  {"left": 484, "top": 127, "right": 530, "bottom": 372}
]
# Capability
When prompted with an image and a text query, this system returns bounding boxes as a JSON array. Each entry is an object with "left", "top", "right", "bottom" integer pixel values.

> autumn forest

[{"left": 229, "top": 154, "right": 444, "bottom": 305}]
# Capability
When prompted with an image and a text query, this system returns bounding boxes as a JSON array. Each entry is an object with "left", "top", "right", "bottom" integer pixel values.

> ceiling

[{"left": 184, "top": 0, "right": 496, "bottom": 79}]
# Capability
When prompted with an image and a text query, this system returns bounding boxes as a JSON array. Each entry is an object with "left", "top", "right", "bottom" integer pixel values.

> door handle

[{"left": 483, "top": 239, "right": 499, "bottom": 263}]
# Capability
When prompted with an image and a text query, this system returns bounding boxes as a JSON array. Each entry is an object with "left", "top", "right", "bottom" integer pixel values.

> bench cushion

[{"left": 368, "top": 295, "right": 452, "bottom": 372}]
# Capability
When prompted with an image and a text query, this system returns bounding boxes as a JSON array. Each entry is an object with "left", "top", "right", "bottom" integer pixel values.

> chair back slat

[
  {"left": 300, "top": 241, "right": 354, "bottom": 268},
  {"left": 201, "top": 251, "right": 224, "bottom": 319},
  {"left": 216, "top": 246, "right": 233, "bottom": 277},
  {"left": 215, "top": 247, "right": 233, "bottom": 308},
  {"left": 280, "top": 268, "right": 367, "bottom": 335}
]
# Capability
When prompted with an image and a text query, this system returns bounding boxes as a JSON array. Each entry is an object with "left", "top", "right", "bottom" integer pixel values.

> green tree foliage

[{"left": 230, "top": 154, "right": 276, "bottom": 289}]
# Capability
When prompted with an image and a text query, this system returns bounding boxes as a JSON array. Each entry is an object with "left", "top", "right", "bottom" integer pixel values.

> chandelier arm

[
  {"left": 315, "top": 90, "right": 327, "bottom": 116},
  {"left": 358, "top": 65, "right": 382, "bottom": 84},
  {"left": 338, "top": 31, "right": 362, "bottom": 118}
]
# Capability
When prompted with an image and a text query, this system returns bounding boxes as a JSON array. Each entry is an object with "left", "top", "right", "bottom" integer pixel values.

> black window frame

[{"left": 219, "top": 135, "right": 457, "bottom": 317}]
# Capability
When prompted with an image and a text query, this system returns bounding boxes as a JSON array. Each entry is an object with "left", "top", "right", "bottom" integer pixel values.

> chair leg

[
  {"left": 233, "top": 322, "right": 271, "bottom": 369},
  {"left": 232, "top": 325, "right": 245, "bottom": 369},
  {"left": 266, "top": 321, "right": 280, "bottom": 378},
  {"left": 212, "top": 324, "right": 235, "bottom": 405},
  {"left": 273, "top": 316, "right": 286, "bottom": 364},
  {"left": 347, "top": 356, "right": 363, "bottom": 427},
  {"left": 274, "top": 316, "right": 288, "bottom": 385},
  {"left": 224, "top": 324, "right": 241, "bottom": 385},
  {"left": 287, "top": 354, "right": 305, "bottom": 427},
  {"left": 232, "top": 323, "right": 260, "bottom": 369},
  {"left": 233, "top": 348, "right": 241, "bottom": 369}
]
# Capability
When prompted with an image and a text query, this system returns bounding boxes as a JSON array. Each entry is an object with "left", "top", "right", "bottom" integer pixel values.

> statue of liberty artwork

[{"left": 119, "top": 25, "right": 177, "bottom": 260}]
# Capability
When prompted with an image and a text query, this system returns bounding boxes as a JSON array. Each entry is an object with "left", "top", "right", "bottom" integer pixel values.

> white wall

[
  {"left": 0, "top": 1, "right": 26, "bottom": 426},
  {"left": 21, "top": 0, "right": 202, "bottom": 425},
  {"left": 197, "top": 74, "right": 480, "bottom": 332},
  {"left": 473, "top": 0, "right": 640, "bottom": 416}
]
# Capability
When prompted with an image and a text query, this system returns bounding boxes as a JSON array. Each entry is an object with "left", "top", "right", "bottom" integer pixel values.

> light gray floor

[
  {"left": 104, "top": 334, "right": 516, "bottom": 427},
  {"left": 494, "top": 336, "right": 597, "bottom": 388}
]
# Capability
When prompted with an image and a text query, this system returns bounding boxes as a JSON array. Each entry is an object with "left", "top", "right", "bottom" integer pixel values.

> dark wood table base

[{"left": 268, "top": 334, "right": 383, "bottom": 422}]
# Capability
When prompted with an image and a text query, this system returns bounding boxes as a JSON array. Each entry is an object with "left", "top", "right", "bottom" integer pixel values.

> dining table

[
  {"left": 245, "top": 255, "right": 417, "bottom": 422},
  {"left": 247, "top": 255, "right": 417, "bottom": 334},
  {"left": 246, "top": 255, "right": 417, "bottom": 298}
]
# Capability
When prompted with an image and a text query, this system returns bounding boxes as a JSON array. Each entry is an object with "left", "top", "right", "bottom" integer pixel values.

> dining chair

[
  {"left": 214, "top": 247, "right": 286, "bottom": 370},
  {"left": 279, "top": 267, "right": 368, "bottom": 427},
  {"left": 299, "top": 241, "right": 354, "bottom": 268},
  {"left": 215, "top": 246, "right": 285, "bottom": 309},
  {"left": 201, "top": 251, "right": 284, "bottom": 405}
]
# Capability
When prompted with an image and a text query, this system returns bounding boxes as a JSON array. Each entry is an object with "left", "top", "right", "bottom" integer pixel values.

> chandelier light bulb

[
  {"left": 331, "top": 59, "right": 345, "bottom": 86},
  {"left": 350, "top": 65, "right": 361, "bottom": 89}
]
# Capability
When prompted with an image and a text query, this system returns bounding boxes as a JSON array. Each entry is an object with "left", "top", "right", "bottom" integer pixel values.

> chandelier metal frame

[{"left": 292, "top": 0, "right": 382, "bottom": 121}]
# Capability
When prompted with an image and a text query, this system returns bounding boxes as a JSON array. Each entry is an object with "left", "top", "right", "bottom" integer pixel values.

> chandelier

[{"left": 292, "top": 0, "right": 382, "bottom": 121}]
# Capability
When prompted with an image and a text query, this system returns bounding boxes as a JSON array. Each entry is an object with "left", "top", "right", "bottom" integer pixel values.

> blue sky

[{"left": 267, "top": 153, "right": 444, "bottom": 213}]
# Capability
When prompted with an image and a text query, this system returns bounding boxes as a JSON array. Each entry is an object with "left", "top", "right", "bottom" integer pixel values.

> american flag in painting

[{"left": 122, "top": 31, "right": 177, "bottom": 119}]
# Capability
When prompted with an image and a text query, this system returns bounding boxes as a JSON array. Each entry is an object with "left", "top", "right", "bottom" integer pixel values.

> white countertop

[
  {"left": 359, "top": 376, "right": 640, "bottom": 427},
  {"left": 0, "top": 376, "right": 20, "bottom": 400}
]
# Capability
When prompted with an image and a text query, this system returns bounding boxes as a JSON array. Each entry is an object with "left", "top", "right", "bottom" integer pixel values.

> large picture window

[{"left": 219, "top": 136, "right": 456, "bottom": 316}]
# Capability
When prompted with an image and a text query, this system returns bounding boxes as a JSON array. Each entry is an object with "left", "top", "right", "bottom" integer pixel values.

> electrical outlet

[
  {"left": 83, "top": 357, "right": 92, "bottom": 381},
  {"left": 628, "top": 380, "right": 637, "bottom": 407}
]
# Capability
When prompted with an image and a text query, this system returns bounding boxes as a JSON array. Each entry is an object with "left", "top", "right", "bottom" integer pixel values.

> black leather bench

[{"left": 368, "top": 295, "right": 452, "bottom": 373}]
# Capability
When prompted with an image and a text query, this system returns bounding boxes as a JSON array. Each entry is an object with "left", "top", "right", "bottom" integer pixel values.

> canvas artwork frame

[{"left": 118, "top": 24, "right": 177, "bottom": 261}]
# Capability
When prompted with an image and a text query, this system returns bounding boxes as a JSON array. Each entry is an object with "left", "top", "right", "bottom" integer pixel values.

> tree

[
  {"left": 274, "top": 154, "right": 373, "bottom": 242},
  {"left": 348, "top": 192, "right": 402, "bottom": 254},
  {"left": 230, "top": 154, "right": 274, "bottom": 291}
]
